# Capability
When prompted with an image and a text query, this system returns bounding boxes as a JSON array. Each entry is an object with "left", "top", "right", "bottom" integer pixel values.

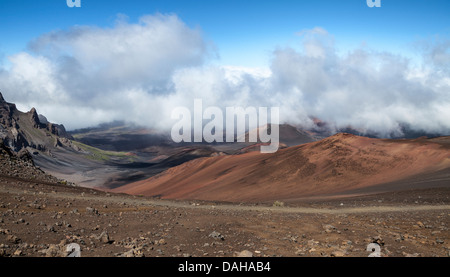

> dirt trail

[{"left": 1, "top": 183, "right": 449, "bottom": 215}]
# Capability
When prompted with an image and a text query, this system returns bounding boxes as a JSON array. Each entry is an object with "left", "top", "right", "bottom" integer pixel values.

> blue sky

[{"left": 1, "top": 0, "right": 449, "bottom": 67}]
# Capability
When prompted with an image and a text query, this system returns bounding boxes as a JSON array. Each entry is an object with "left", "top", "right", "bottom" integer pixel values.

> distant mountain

[
  {"left": 69, "top": 120, "right": 172, "bottom": 152},
  {"left": 305, "top": 116, "right": 448, "bottom": 139}
]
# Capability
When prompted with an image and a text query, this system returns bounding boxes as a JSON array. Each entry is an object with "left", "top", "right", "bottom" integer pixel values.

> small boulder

[
  {"left": 209, "top": 231, "right": 225, "bottom": 241},
  {"left": 235, "top": 250, "right": 253, "bottom": 257},
  {"left": 96, "top": 231, "right": 113, "bottom": 244}
]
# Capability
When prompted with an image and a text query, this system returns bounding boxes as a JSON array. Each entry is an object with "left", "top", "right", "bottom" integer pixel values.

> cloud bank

[{"left": 0, "top": 14, "right": 449, "bottom": 138}]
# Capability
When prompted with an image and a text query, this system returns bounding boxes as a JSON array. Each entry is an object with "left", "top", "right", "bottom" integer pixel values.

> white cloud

[
  {"left": 0, "top": 17, "right": 449, "bottom": 137},
  {"left": 0, "top": 13, "right": 211, "bottom": 129},
  {"left": 265, "top": 30, "right": 450, "bottom": 136}
]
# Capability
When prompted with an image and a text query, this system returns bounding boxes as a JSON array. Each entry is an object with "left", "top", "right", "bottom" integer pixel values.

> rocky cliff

[{"left": 0, "top": 92, "right": 73, "bottom": 153}]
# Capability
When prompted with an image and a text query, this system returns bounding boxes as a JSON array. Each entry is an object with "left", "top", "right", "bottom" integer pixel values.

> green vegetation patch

[{"left": 72, "top": 140, "right": 135, "bottom": 162}]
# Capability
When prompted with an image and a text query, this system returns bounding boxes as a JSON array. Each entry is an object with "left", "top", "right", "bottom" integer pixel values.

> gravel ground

[{"left": 1, "top": 176, "right": 449, "bottom": 258}]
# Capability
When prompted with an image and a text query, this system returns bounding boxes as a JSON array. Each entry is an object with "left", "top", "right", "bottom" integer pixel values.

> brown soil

[{"left": 1, "top": 175, "right": 449, "bottom": 257}]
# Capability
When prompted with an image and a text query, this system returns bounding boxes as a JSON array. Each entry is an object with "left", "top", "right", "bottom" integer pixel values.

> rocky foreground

[{"left": 1, "top": 174, "right": 449, "bottom": 257}]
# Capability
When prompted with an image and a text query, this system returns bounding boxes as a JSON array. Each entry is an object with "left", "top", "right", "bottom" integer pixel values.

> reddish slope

[{"left": 113, "top": 133, "right": 450, "bottom": 202}]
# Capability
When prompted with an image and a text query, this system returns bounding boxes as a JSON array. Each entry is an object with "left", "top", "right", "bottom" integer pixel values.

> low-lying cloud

[{"left": 0, "top": 14, "right": 449, "bottom": 138}]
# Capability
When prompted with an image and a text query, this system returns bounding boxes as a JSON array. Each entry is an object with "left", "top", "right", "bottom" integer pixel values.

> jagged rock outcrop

[
  {"left": 0, "top": 91, "right": 73, "bottom": 153},
  {"left": 47, "top": 122, "right": 71, "bottom": 138},
  {"left": 0, "top": 94, "right": 16, "bottom": 128},
  {"left": 29, "top": 108, "right": 40, "bottom": 128}
]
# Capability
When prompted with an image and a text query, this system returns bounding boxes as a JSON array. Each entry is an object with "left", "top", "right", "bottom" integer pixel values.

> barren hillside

[{"left": 114, "top": 134, "right": 450, "bottom": 202}]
